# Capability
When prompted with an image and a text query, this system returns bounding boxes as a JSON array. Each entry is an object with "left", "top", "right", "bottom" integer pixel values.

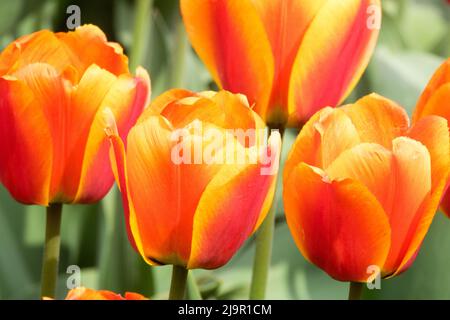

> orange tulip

[
  {"left": 0, "top": 25, "right": 150, "bottom": 205},
  {"left": 181, "top": 0, "right": 381, "bottom": 127},
  {"left": 64, "top": 287, "right": 147, "bottom": 300},
  {"left": 283, "top": 94, "right": 449, "bottom": 282},
  {"left": 413, "top": 58, "right": 450, "bottom": 216},
  {"left": 105, "top": 89, "right": 281, "bottom": 269}
]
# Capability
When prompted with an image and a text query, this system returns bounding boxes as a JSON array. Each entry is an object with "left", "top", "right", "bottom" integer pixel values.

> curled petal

[
  {"left": 283, "top": 107, "right": 360, "bottom": 179},
  {"left": 341, "top": 94, "right": 410, "bottom": 148}
]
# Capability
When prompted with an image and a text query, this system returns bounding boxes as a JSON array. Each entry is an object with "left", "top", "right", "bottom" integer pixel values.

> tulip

[
  {"left": 413, "top": 58, "right": 450, "bottom": 215},
  {"left": 64, "top": 287, "right": 147, "bottom": 300},
  {"left": 105, "top": 89, "right": 281, "bottom": 299},
  {"left": 283, "top": 94, "right": 449, "bottom": 287},
  {"left": 0, "top": 25, "right": 151, "bottom": 298},
  {"left": 0, "top": 24, "right": 150, "bottom": 205},
  {"left": 180, "top": 0, "right": 381, "bottom": 127}
]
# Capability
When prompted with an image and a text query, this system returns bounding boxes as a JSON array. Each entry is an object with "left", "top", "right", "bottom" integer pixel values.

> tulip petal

[
  {"left": 341, "top": 94, "right": 410, "bottom": 148},
  {"left": 161, "top": 90, "right": 258, "bottom": 133},
  {"left": 0, "top": 75, "right": 52, "bottom": 205},
  {"left": 413, "top": 83, "right": 450, "bottom": 125},
  {"left": 73, "top": 68, "right": 150, "bottom": 203},
  {"left": 284, "top": 108, "right": 360, "bottom": 180},
  {"left": 181, "top": 0, "right": 274, "bottom": 120},
  {"left": 409, "top": 116, "right": 449, "bottom": 191},
  {"left": 125, "top": 116, "right": 222, "bottom": 266},
  {"left": 44, "top": 64, "right": 115, "bottom": 202},
  {"left": 326, "top": 143, "right": 393, "bottom": 215},
  {"left": 382, "top": 137, "right": 432, "bottom": 273},
  {"left": 188, "top": 132, "right": 281, "bottom": 269},
  {"left": 0, "top": 30, "right": 75, "bottom": 77},
  {"left": 391, "top": 116, "right": 450, "bottom": 274},
  {"left": 143, "top": 88, "right": 194, "bottom": 120},
  {"left": 413, "top": 59, "right": 450, "bottom": 122},
  {"left": 251, "top": 0, "right": 327, "bottom": 112},
  {"left": 288, "top": 0, "right": 380, "bottom": 123},
  {"left": 8, "top": 63, "right": 76, "bottom": 203},
  {"left": 283, "top": 162, "right": 390, "bottom": 282},
  {"left": 57, "top": 24, "right": 129, "bottom": 78}
]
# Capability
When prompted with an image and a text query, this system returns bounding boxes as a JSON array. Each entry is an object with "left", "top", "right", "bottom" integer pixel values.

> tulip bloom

[
  {"left": 283, "top": 94, "right": 449, "bottom": 282},
  {"left": 64, "top": 287, "right": 147, "bottom": 300},
  {"left": 0, "top": 24, "right": 150, "bottom": 205},
  {"left": 413, "top": 58, "right": 450, "bottom": 216},
  {"left": 181, "top": 0, "right": 381, "bottom": 127},
  {"left": 106, "top": 89, "right": 281, "bottom": 269}
]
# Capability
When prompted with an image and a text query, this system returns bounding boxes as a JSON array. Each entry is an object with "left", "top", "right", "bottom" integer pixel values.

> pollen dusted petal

[{"left": 283, "top": 162, "right": 391, "bottom": 282}]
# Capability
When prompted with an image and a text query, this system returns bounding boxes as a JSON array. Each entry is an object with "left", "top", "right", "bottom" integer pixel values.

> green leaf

[{"left": 367, "top": 46, "right": 444, "bottom": 114}]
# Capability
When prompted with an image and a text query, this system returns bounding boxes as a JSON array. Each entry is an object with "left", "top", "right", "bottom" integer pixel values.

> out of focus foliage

[{"left": 0, "top": 0, "right": 448, "bottom": 299}]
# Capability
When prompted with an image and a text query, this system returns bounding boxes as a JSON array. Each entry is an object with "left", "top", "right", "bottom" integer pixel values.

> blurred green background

[{"left": 0, "top": 0, "right": 449, "bottom": 299}]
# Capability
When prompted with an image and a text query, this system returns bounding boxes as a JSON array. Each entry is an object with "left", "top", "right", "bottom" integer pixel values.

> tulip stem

[
  {"left": 130, "top": 0, "right": 153, "bottom": 71},
  {"left": 169, "top": 265, "right": 188, "bottom": 300},
  {"left": 249, "top": 126, "right": 284, "bottom": 300},
  {"left": 171, "top": 14, "right": 188, "bottom": 88},
  {"left": 40, "top": 203, "right": 63, "bottom": 299},
  {"left": 249, "top": 201, "right": 277, "bottom": 300},
  {"left": 348, "top": 282, "right": 364, "bottom": 300}
]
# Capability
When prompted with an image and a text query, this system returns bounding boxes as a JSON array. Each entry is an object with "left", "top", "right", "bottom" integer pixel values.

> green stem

[
  {"left": 249, "top": 201, "right": 276, "bottom": 300},
  {"left": 348, "top": 282, "right": 364, "bottom": 300},
  {"left": 186, "top": 272, "right": 202, "bottom": 300},
  {"left": 40, "top": 203, "right": 63, "bottom": 299},
  {"left": 249, "top": 127, "right": 284, "bottom": 300},
  {"left": 171, "top": 15, "right": 188, "bottom": 87},
  {"left": 169, "top": 265, "right": 188, "bottom": 300},
  {"left": 130, "top": 0, "right": 153, "bottom": 71}
]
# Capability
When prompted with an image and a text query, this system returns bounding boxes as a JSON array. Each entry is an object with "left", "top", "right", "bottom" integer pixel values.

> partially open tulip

[
  {"left": 181, "top": 0, "right": 381, "bottom": 127},
  {"left": 106, "top": 89, "right": 281, "bottom": 269},
  {"left": 413, "top": 58, "right": 450, "bottom": 216},
  {"left": 64, "top": 287, "right": 147, "bottom": 300},
  {"left": 283, "top": 94, "right": 450, "bottom": 282},
  {"left": 0, "top": 24, "right": 150, "bottom": 205}
]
